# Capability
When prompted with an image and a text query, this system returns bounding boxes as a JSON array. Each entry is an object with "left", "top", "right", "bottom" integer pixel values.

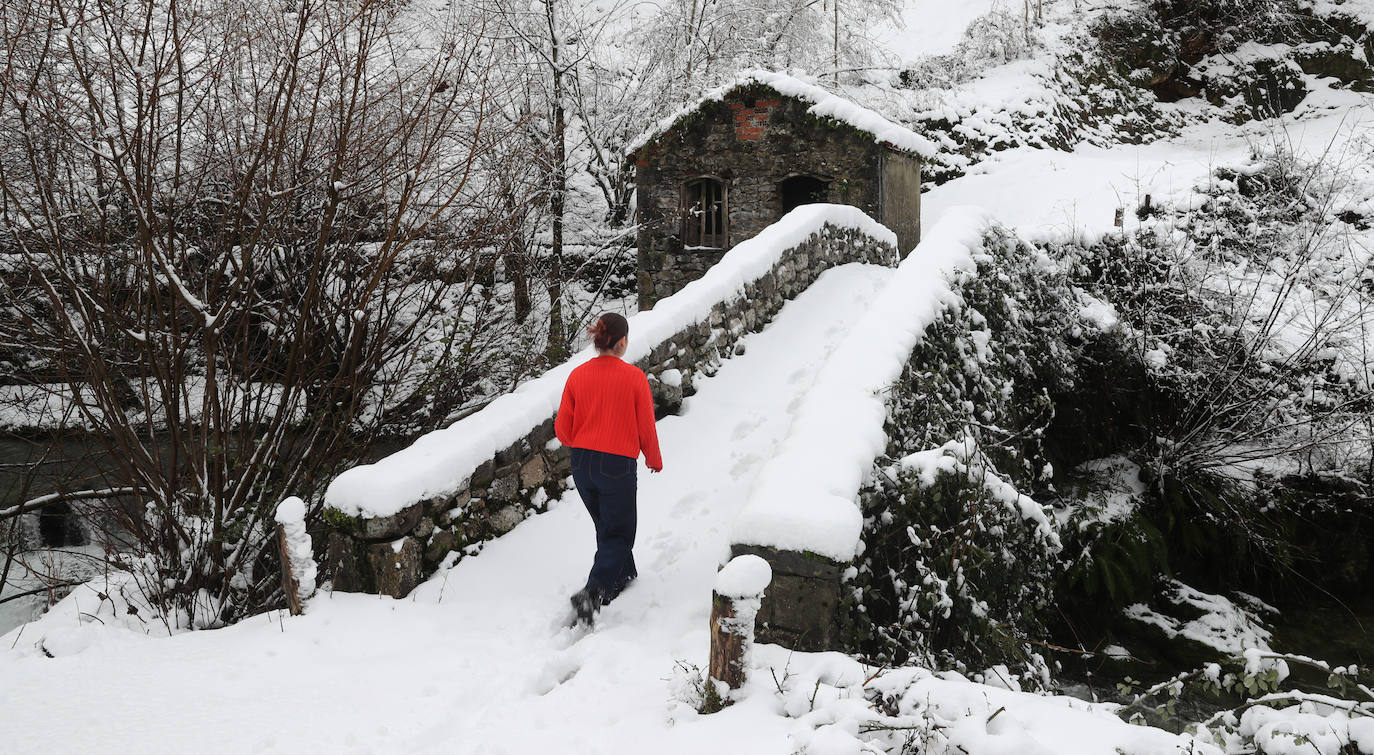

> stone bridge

[{"left": 322, "top": 203, "right": 994, "bottom": 653}]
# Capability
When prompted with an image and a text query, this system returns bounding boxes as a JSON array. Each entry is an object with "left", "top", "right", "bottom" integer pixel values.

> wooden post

[
  {"left": 706, "top": 554, "right": 772, "bottom": 712},
  {"left": 709, "top": 592, "right": 747, "bottom": 691},
  {"left": 276, "top": 523, "right": 303, "bottom": 616}
]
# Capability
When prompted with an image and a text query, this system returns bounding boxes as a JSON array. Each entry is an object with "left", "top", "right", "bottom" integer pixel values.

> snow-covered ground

[
  {"left": 0, "top": 263, "right": 1206, "bottom": 754},
  {"left": 2, "top": 265, "right": 900, "bottom": 752},
  {"left": 922, "top": 82, "right": 1374, "bottom": 243}
]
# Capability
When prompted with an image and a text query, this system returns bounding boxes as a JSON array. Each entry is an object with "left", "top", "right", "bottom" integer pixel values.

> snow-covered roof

[{"left": 627, "top": 70, "right": 937, "bottom": 159}]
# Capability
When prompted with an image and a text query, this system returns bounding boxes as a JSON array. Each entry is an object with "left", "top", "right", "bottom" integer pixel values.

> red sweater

[{"left": 555, "top": 355, "right": 663, "bottom": 470}]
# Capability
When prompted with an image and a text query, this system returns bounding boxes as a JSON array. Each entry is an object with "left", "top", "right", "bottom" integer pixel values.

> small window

[
  {"left": 779, "top": 175, "right": 830, "bottom": 215},
  {"left": 39, "top": 502, "right": 86, "bottom": 547},
  {"left": 682, "top": 178, "right": 727, "bottom": 249}
]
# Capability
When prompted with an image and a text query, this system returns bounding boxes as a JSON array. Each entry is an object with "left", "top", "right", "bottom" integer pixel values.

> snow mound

[
  {"left": 714, "top": 555, "right": 772, "bottom": 598},
  {"left": 325, "top": 204, "right": 897, "bottom": 519},
  {"left": 729, "top": 206, "right": 994, "bottom": 561}
]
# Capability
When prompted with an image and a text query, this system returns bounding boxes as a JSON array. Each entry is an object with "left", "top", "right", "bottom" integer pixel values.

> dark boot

[{"left": 570, "top": 585, "right": 600, "bottom": 627}]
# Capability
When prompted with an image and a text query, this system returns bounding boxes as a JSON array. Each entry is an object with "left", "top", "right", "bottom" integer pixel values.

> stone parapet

[{"left": 324, "top": 219, "right": 898, "bottom": 597}]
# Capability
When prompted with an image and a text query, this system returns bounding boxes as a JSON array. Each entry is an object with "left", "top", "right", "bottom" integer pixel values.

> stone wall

[
  {"left": 325, "top": 223, "right": 899, "bottom": 597},
  {"left": 635, "top": 89, "right": 918, "bottom": 310},
  {"left": 730, "top": 544, "right": 848, "bottom": 652}
]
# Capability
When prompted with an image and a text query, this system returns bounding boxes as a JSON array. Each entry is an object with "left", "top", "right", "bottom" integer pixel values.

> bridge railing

[
  {"left": 727, "top": 206, "right": 996, "bottom": 651},
  {"left": 322, "top": 204, "right": 899, "bottom": 596}
]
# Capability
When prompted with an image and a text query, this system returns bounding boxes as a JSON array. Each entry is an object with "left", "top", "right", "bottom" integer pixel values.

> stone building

[{"left": 628, "top": 71, "right": 933, "bottom": 309}]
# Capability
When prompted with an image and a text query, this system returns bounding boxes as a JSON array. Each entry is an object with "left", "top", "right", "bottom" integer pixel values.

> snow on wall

[
  {"left": 627, "top": 69, "right": 938, "bottom": 159},
  {"left": 729, "top": 206, "right": 994, "bottom": 562},
  {"left": 324, "top": 204, "right": 898, "bottom": 519}
]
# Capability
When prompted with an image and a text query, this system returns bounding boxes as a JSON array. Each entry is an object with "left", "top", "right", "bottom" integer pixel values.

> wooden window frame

[{"left": 681, "top": 177, "right": 728, "bottom": 250}]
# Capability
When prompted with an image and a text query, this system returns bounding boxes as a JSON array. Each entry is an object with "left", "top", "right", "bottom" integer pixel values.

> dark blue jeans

[{"left": 570, "top": 447, "right": 638, "bottom": 603}]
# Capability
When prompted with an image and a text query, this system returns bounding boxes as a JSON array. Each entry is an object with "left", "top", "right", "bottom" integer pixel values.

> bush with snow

[{"left": 850, "top": 224, "right": 1086, "bottom": 679}]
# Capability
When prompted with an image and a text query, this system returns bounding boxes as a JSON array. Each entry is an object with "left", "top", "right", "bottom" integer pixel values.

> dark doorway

[
  {"left": 779, "top": 175, "right": 830, "bottom": 215},
  {"left": 39, "top": 502, "right": 87, "bottom": 547}
]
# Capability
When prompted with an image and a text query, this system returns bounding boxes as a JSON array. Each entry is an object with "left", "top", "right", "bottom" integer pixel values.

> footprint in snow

[
  {"left": 731, "top": 411, "right": 765, "bottom": 440},
  {"left": 730, "top": 452, "right": 761, "bottom": 478},
  {"left": 531, "top": 651, "right": 582, "bottom": 695},
  {"left": 670, "top": 491, "right": 706, "bottom": 518},
  {"left": 649, "top": 536, "right": 687, "bottom": 570}
]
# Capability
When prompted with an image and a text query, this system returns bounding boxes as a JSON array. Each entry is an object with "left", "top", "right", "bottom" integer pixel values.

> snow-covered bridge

[{"left": 320, "top": 202, "right": 996, "bottom": 650}]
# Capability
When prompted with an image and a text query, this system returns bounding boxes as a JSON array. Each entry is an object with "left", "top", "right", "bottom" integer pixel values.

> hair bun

[{"left": 590, "top": 312, "right": 629, "bottom": 352}]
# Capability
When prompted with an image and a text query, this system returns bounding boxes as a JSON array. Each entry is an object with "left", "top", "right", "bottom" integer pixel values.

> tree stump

[
  {"left": 706, "top": 554, "right": 772, "bottom": 712},
  {"left": 709, "top": 592, "right": 747, "bottom": 691},
  {"left": 276, "top": 524, "right": 303, "bottom": 616},
  {"left": 274, "top": 497, "right": 316, "bottom": 615}
]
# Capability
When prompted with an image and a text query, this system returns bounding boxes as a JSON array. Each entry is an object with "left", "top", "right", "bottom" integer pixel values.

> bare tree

[{"left": 0, "top": 0, "right": 531, "bottom": 625}]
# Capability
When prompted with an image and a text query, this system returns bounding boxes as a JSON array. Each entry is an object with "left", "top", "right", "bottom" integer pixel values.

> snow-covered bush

[
  {"left": 851, "top": 225, "right": 1085, "bottom": 679},
  {"left": 1035, "top": 145, "right": 1374, "bottom": 732},
  {"left": 1057, "top": 147, "right": 1374, "bottom": 484}
]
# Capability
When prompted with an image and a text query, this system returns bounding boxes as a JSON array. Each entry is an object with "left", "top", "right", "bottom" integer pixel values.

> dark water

[
  {"left": 1269, "top": 597, "right": 1374, "bottom": 668},
  {"left": 2, "top": 430, "right": 416, "bottom": 509},
  {"left": 0, "top": 433, "right": 125, "bottom": 509}
]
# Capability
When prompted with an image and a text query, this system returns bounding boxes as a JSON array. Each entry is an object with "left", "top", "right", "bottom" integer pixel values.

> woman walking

[{"left": 555, "top": 312, "right": 664, "bottom": 626}]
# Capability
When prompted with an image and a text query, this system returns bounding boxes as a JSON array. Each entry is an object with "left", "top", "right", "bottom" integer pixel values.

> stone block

[
  {"left": 424, "top": 528, "right": 461, "bottom": 571},
  {"left": 488, "top": 505, "right": 526, "bottom": 536},
  {"left": 425, "top": 493, "right": 457, "bottom": 518},
  {"left": 490, "top": 467, "right": 520, "bottom": 501},
  {"left": 547, "top": 449, "right": 571, "bottom": 479},
  {"left": 495, "top": 439, "right": 530, "bottom": 466},
  {"left": 759, "top": 273, "right": 777, "bottom": 300},
  {"left": 732, "top": 544, "right": 847, "bottom": 653},
  {"left": 471, "top": 459, "right": 496, "bottom": 489},
  {"left": 436, "top": 506, "right": 461, "bottom": 528},
  {"left": 529, "top": 417, "right": 556, "bottom": 448},
  {"left": 325, "top": 532, "right": 366, "bottom": 592},
  {"left": 650, "top": 377, "right": 684, "bottom": 417},
  {"left": 367, "top": 537, "right": 423, "bottom": 598},
  {"left": 520, "top": 455, "right": 548, "bottom": 490},
  {"left": 356, "top": 501, "right": 425, "bottom": 542},
  {"left": 680, "top": 370, "right": 696, "bottom": 397},
  {"left": 413, "top": 516, "right": 435, "bottom": 541}
]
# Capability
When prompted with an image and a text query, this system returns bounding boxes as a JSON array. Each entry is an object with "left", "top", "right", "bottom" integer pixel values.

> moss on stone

[{"left": 322, "top": 507, "right": 363, "bottom": 533}]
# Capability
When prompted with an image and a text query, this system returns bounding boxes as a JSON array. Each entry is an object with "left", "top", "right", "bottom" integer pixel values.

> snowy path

[{"left": 0, "top": 264, "right": 894, "bottom": 754}]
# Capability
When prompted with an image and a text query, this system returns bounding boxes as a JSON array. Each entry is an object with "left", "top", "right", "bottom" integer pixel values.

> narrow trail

[{"left": 0, "top": 263, "right": 894, "bottom": 754}]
